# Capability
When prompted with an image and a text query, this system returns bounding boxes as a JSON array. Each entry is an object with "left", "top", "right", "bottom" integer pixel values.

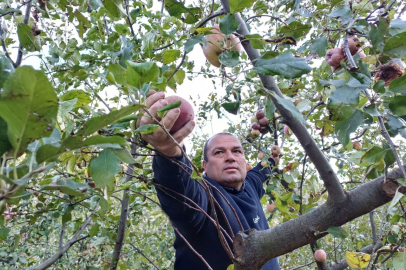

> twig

[
  {"left": 299, "top": 155, "right": 308, "bottom": 215},
  {"left": 378, "top": 116, "right": 406, "bottom": 180},
  {"left": 84, "top": 80, "right": 112, "bottom": 112},
  {"left": 305, "top": 101, "right": 325, "bottom": 120},
  {"left": 0, "top": 19, "right": 16, "bottom": 66},
  {"left": 398, "top": 4, "right": 406, "bottom": 18},
  {"left": 103, "top": 15, "right": 110, "bottom": 37},
  {"left": 173, "top": 226, "right": 213, "bottom": 270},
  {"left": 123, "top": 0, "right": 135, "bottom": 36},
  {"left": 129, "top": 243, "right": 161, "bottom": 270},
  {"left": 195, "top": 10, "right": 226, "bottom": 29},
  {"left": 343, "top": 33, "right": 358, "bottom": 71},
  {"left": 110, "top": 142, "right": 137, "bottom": 270},
  {"left": 245, "top": 15, "right": 289, "bottom": 27},
  {"left": 369, "top": 211, "right": 377, "bottom": 244},
  {"left": 59, "top": 223, "right": 66, "bottom": 251},
  {"left": 166, "top": 51, "right": 186, "bottom": 83},
  {"left": 15, "top": 0, "right": 32, "bottom": 68},
  {"left": 32, "top": 215, "right": 93, "bottom": 270}
]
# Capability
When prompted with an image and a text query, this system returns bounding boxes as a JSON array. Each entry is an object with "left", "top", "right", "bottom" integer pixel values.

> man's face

[{"left": 202, "top": 134, "right": 247, "bottom": 189}]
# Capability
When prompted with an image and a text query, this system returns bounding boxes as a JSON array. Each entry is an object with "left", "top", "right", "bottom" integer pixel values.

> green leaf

[
  {"left": 17, "top": 24, "right": 41, "bottom": 51},
  {"left": 363, "top": 104, "right": 381, "bottom": 117},
  {"left": 370, "top": 18, "right": 388, "bottom": 52},
  {"left": 0, "top": 227, "right": 10, "bottom": 241},
  {"left": 219, "top": 50, "right": 240, "bottom": 67},
  {"left": 326, "top": 226, "right": 348, "bottom": 239},
  {"left": 89, "top": 0, "right": 103, "bottom": 10},
  {"left": 389, "top": 96, "right": 406, "bottom": 116},
  {"left": 229, "top": 0, "right": 256, "bottom": 13},
  {"left": 310, "top": 37, "right": 328, "bottom": 57},
  {"left": 389, "top": 75, "right": 406, "bottom": 93},
  {"left": 361, "top": 146, "right": 387, "bottom": 164},
  {"left": 103, "top": 0, "right": 125, "bottom": 20},
  {"left": 219, "top": 13, "right": 239, "bottom": 35},
  {"left": 90, "top": 148, "right": 122, "bottom": 188},
  {"left": 373, "top": 80, "right": 386, "bottom": 94},
  {"left": 89, "top": 224, "right": 100, "bottom": 237},
  {"left": 163, "top": 49, "right": 181, "bottom": 65},
  {"left": 0, "top": 55, "right": 14, "bottom": 89},
  {"left": 108, "top": 64, "right": 127, "bottom": 85},
  {"left": 165, "top": 0, "right": 201, "bottom": 24},
  {"left": 328, "top": 6, "right": 353, "bottom": 25},
  {"left": 126, "top": 61, "right": 159, "bottom": 88},
  {"left": 41, "top": 179, "right": 89, "bottom": 197},
  {"left": 185, "top": 35, "right": 205, "bottom": 54},
  {"left": 78, "top": 104, "right": 145, "bottom": 137},
  {"left": 244, "top": 34, "right": 265, "bottom": 49},
  {"left": 0, "top": 66, "right": 58, "bottom": 155},
  {"left": 273, "top": 94, "right": 307, "bottom": 124},
  {"left": 222, "top": 101, "right": 240, "bottom": 115},
  {"left": 157, "top": 100, "right": 181, "bottom": 118},
  {"left": 393, "top": 248, "right": 406, "bottom": 270},
  {"left": 329, "top": 80, "right": 361, "bottom": 107},
  {"left": 60, "top": 90, "right": 92, "bottom": 108},
  {"left": 0, "top": 118, "right": 12, "bottom": 156},
  {"left": 254, "top": 52, "right": 312, "bottom": 79},
  {"left": 386, "top": 114, "right": 405, "bottom": 135},
  {"left": 335, "top": 110, "right": 364, "bottom": 146},
  {"left": 389, "top": 18, "right": 406, "bottom": 36},
  {"left": 116, "top": 149, "right": 136, "bottom": 164},
  {"left": 135, "top": 124, "right": 159, "bottom": 134},
  {"left": 384, "top": 32, "right": 406, "bottom": 57}
]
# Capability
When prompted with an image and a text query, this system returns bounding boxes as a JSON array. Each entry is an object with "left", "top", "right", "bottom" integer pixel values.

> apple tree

[{"left": 1, "top": 0, "right": 406, "bottom": 269}]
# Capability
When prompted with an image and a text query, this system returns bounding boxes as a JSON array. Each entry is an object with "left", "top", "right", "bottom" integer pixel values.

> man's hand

[{"left": 137, "top": 91, "right": 195, "bottom": 157}]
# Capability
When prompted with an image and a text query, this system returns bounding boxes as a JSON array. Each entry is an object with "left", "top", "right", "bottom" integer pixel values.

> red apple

[
  {"left": 258, "top": 117, "right": 269, "bottom": 126},
  {"left": 271, "top": 145, "right": 281, "bottom": 156},
  {"left": 163, "top": 96, "right": 195, "bottom": 134},
  {"left": 325, "top": 48, "right": 344, "bottom": 68},
  {"left": 284, "top": 125, "right": 292, "bottom": 136},
  {"left": 353, "top": 142, "right": 362, "bottom": 151},
  {"left": 266, "top": 203, "right": 276, "bottom": 213},
  {"left": 255, "top": 109, "right": 265, "bottom": 120},
  {"left": 251, "top": 122, "right": 260, "bottom": 130},
  {"left": 314, "top": 249, "right": 327, "bottom": 262}
]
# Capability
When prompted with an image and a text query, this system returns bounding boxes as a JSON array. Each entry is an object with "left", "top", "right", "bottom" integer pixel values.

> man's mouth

[{"left": 224, "top": 166, "right": 238, "bottom": 171}]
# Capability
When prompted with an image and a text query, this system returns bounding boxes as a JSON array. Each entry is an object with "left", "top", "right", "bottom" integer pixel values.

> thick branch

[
  {"left": 32, "top": 216, "right": 92, "bottom": 270},
  {"left": 233, "top": 165, "right": 406, "bottom": 270},
  {"left": 110, "top": 142, "right": 137, "bottom": 270},
  {"left": 219, "top": 0, "right": 345, "bottom": 203}
]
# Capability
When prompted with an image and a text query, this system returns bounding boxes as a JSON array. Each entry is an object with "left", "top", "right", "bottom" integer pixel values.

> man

[{"left": 138, "top": 91, "right": 280, "bottom": 270}]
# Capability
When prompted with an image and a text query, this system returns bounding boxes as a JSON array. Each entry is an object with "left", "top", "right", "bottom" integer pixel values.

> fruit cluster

[
  {"left": 258, "top": 145, "right": 281, "bottom": 167},
  {"left": 250, "top": 109, "right": 269, "bottom": 138},
  {"left": 325, "top": 36, "right": 365, "bottom": 72}
]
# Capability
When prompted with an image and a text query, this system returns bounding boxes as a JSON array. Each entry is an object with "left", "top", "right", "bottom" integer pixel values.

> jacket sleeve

[
  {"left": 152, "top": 154, "right": 208, "bottom": 231},
  {"left": 246, "top": 158, "right": 275, "bottom": 198}
]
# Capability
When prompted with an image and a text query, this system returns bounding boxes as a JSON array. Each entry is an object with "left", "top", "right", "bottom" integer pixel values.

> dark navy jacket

[{"left": 153, "top": 154, "right": 280, "bottom": 270}]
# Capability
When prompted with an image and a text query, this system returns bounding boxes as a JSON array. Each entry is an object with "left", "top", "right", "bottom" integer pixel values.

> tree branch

[
  {"left": 219, "top": 0, "right": 346, "bottom": 204},
  {"left": 129, "top": 243, "right": 160, "bottom": 270},
  {"left": 232, "top": 164, "right": 406, "bottom": 270},
  {"left": 15, "top": 0, "right": 32, "bottom": 68},
  {"left": 32, "top": 215, "right": 93, "bottom": 270},
  {"left": 0, "top": 19, "right": 16, "bottom": 66},
  {"left": 84, "top": 80, "right": 112, "bottom": 112},
  {"left": 110, "top": 142, "right": 137, "bottom": 270}
]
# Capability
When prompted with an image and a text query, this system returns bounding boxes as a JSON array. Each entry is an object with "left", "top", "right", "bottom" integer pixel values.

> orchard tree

[{"left": 1, "top": 0, "right": 406, "bottom": 269}]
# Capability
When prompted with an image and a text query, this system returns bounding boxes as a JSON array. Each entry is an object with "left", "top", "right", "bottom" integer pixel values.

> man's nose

[{"left": 224, "top": 151, "right": 236, "bottom": 162}]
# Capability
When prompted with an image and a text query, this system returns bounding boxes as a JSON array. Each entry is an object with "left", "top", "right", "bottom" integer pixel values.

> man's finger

[
  {"left": 171, "top": 120, "right": 196, "bottom": 143},
  {"left": 146, "top": 91, "right": 165, "bottom": 108},
  {"left": 161, "top": 108, "right": 180, "bottom": 132}
]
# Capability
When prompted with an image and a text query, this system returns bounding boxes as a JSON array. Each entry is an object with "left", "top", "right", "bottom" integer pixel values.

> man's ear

[{"left": 202, "top": 160, "right": 207, "bottom": 172}]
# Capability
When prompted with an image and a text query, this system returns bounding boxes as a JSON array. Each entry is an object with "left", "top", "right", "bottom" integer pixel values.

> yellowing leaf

[{"left": 345, "top": 251, "right": 371, "bottom": 268}]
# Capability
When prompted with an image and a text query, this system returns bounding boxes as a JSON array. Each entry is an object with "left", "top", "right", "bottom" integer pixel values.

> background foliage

[{"left": 0, "top": 0, "right": 406, "bottom": 269}]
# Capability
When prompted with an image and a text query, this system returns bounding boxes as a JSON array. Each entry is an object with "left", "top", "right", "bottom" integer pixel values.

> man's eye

[
  {"left": 214, "top": 151, "right": 222, "bottom": 155},
  {"left": 234, "top": 150, "right": 242, "bottom": 153}
]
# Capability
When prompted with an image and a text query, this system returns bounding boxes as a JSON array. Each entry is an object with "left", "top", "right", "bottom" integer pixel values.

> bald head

[{"left": 203, "top": 133, "right": 241, "bottom": 162}]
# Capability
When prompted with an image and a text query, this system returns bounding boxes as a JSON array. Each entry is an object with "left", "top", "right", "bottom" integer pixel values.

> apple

[
  {"left": 251, "top": 129, "right": 260, "bottom": 138},
  {"left": 285, "top": 162, "right": 294, "bottom": 171},
  {"left": 266, "top": 203, "right": 276, "bottom": 213},
  {"left": 251, "top": 116, "right": 258, "bottom": 123},
  {"left": 202, "top": 24, "right": 242, "bottom": 67},
  {"left": 163, "top": 96, "right": 195, "bottom": 134},
  {"left": 314, "top": 249, "right": 327, "bottom": 262},
  {"left": 258, "top": 117, "right": 269, "bottom": 126},
  {"left": 251, "top": 122, "right": 260, "bottom": 130},
  {"left": 271, "top": 145, "right": 281, "bottom": 156},
  {"left": 344, "top": 37, "right": 360, "bottom": 55},
  {"left": 353, "top": 142, "right": 362, "bottom": 151},
  {"left": 246, "top": 163, "right": 253, "bottom": 171},
  {"left": 325, "top": 48, "right": 344, "bottom": 69},
  {"left": 375, "top": 60, "right": 405, "bottom": 87},
  {"left": 259, "top": 126, "right": 267, "bottom": 134},
  {"left": 284, "top": 125, "right": 292, "bottom": 136},
  {"left": 255, "top": 109, "right": 265, "bottom": 120},
  {"left": 258, "top": 152, "right": 264, "bottom": 160}
]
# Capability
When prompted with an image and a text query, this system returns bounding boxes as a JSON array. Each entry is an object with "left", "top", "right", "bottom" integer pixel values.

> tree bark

[
  {"left": 110, "top": 142, "right": 137, "bottom": 269},
  {"left": 232, "top": 165, "right": 406, "bottom": 270}
]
